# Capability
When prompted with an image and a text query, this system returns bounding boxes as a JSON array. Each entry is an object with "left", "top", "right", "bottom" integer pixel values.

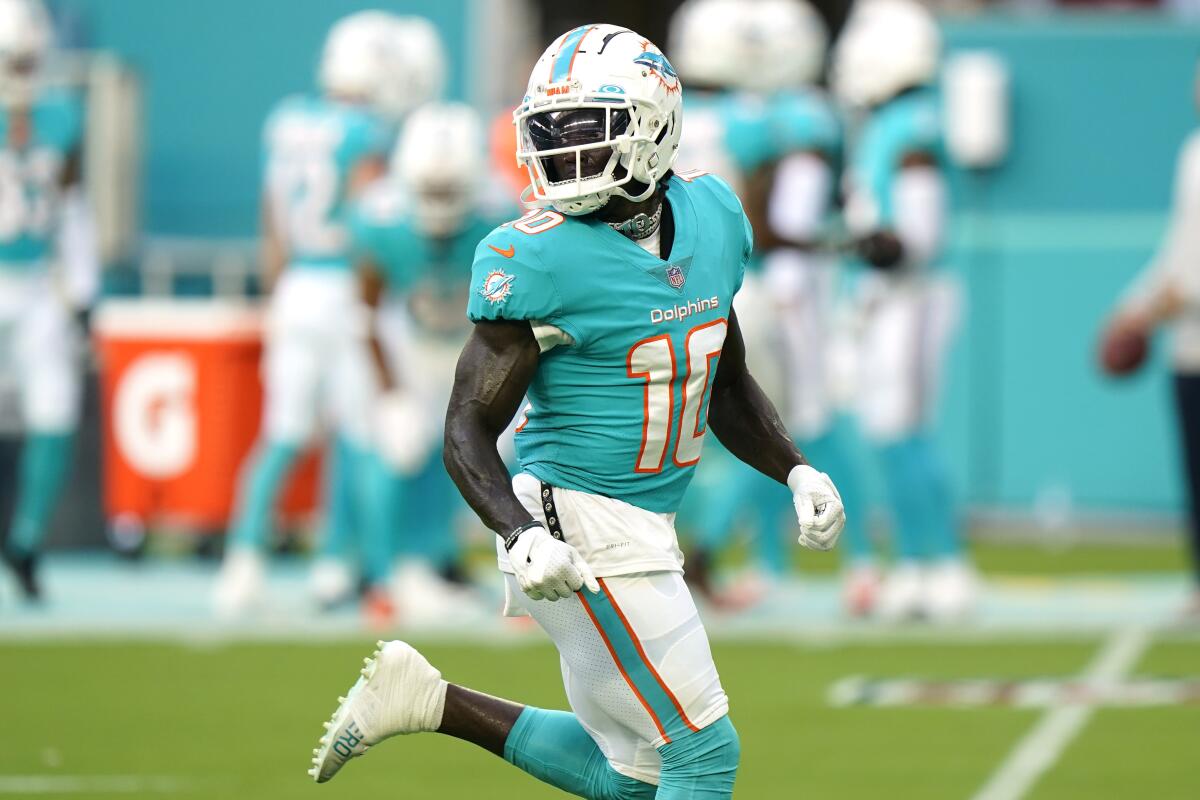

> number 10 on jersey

[{"left": 627, "top": 319, "right": 728, "bottom": 472}]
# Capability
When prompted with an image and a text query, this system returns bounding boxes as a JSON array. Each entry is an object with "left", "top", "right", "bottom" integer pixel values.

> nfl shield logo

[{"left": 667, "top": 265, "right": 685, "bottom": 289}]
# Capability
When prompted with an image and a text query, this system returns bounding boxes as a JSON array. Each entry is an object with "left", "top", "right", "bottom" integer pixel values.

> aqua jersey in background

[
  {"left": 351, "top": 182, "right": 505, "bottom": 294},
  {"left": 766, "top": 87, "right": 841, "bottom": 165},
  {"left": 468, "top": 173, "right": 751, "bottom": 514},
  {"left": 0, "top": 90, "right": 83, "bottom": 269},
  {"left": 262, "top": 95, "right": 391, "bottom": 271},
  {"left": 845, "top": 88, "right": 944, "bottom": 230},
  {"left": 679, "top": 91, "right": 774, "bottom": 187}
]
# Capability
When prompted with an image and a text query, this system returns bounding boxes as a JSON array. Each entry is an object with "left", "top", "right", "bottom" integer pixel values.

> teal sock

[
  {"left": 695, "top": 447, "right": 748, "bottom": 553},
  {"left": 361, "top": 451, "right": 398, "bottom": 587},
  {"left": 749, "top": 468, "right": 789, "bottom": 576},
  {"left": 877, "top": 435, "right": 961, "bottom": 562},
  {"left": 655, "top": 716, "right": 741, "bottom": 799},
  {"left": 877, "top": 438, "right": 928, "bottom": 561},
  {"left": 7, "top": 432, "right": 72, "bottom": 556},
  {"left": 504, "top": 707, "right": 656, "bottom": 800},
  {"left": 317, "top": 436, "right": 360, "bottom": 561},
  {"left": 800, "top": 425, "right": 873, "bottom": 564},
  {"left": 228, "top": 441, "right": 300, "bottom": 551},
  {"left": 909, "top": 436, "right": 962, "bottom": 559}
]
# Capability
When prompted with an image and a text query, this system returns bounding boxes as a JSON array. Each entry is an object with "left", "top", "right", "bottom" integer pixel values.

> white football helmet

[
  {"left": 375, "top": 16, "right": 446, "bottom": 121},
  {"left": 394, "top": 102, "right": 483, "bottom": 237},
  {"left": 740, "top": 0, "right": 827, "bottom": 92},
  {"left": 831, "top": 0, "right": 940, "bottom": 108},
  {"left": 0, "top": 0, "right": 50, "bottom": 106},
  {"left": 318, "top": 11, "right": 402, "bottom": 111},
  {"left": 514, "top": 24, "right": 683, "bottom": 215},
  {"left": 667, "top": 0, "right": 747, "bottom": 89}
]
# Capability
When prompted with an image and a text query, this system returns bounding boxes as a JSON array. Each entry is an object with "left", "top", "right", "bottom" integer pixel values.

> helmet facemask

[{"left": 515, "top": 93, "right": 675, "bottom": 215}]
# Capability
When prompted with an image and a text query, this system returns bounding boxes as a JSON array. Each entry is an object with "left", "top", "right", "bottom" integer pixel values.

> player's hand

[
  {"left": 508, "top": 524, "right": 599, "bottom": 601},
  {"left": 376, "top": 391, "right": 433, "bottom": 475},
  {"left": 788, "top": 464, "right": 845, "bottom": 551}
]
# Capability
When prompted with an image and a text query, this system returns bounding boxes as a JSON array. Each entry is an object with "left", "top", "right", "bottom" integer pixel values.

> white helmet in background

[
  {"left": 667, "top": 0, "right": 746, "bottom": 89},
  {"left": 515, "top": 24, "right": 683, "bottom": 215},
  {"left": 318, "top": 11, "right": 401, "bottom": 111},
  {"left": 394, "top": 102, "right": 483, "bottom": 236},
  {"left": 376, "top": 16, "right": 446, "bottom": 120},
  {"left": 740, "top": 0, "right": 827, "bottom": 92},
  {"left": 831, "top": 0, "right": 940, "bottom": 108},
  {"left": 0, "top": 0, "right": 50, "bottom": 106}
]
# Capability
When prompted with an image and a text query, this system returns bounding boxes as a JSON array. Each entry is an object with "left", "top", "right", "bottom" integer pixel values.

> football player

[
  {"left": 0, "top": 0, "right": 96, "bottom": 601},
  {"left": 351, "top": 101, "right": 512, "bottom": 625},
  {"left": 833, "top": 0, "right": 973, "bottom": 621},
  {"left": 213, "top": 11, "right": 407, "bottom": 617},
  {"left": 670, "top": 0, "right": 871, "bottom": 609},
  {"left": 307, "top": 15, "right": 448, "bottom": 613},
  {"left": 309, "top": 25, "right": 845, "bottom": 797}
]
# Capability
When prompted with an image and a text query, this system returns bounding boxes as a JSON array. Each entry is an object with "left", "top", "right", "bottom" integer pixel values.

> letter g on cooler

[{"left": 114, "top": 353, "right": 198, "bottom": 479}]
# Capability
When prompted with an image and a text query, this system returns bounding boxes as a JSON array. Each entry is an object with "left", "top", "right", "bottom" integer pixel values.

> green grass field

[{"left": 3, "top": 633, "right": 1197, "bottom": 799}]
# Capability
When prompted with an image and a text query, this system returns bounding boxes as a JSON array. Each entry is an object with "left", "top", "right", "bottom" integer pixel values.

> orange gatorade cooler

[{"left": 93, "top": 299, "right": 320, "bottom": 532}]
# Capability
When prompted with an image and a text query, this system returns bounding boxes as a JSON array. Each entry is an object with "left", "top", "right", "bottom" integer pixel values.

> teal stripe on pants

[{"left": 579, "top": 581, "right": 696, "bottom": 744}]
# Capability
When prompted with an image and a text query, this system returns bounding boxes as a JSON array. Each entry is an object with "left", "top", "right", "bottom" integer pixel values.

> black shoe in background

[{"left": 2, "top": 547, "right": 41, "bottom": 602}]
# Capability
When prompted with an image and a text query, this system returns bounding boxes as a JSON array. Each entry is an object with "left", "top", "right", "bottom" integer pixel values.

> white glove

[
  {"left": 508, "top": 524, "right": 599, "bottom": 602},
  {"left": 788, "top": 464, "right": 845, "bottom": 551},
  {"left": 376, "top": 390, "right": 435, "bottom": 475}
]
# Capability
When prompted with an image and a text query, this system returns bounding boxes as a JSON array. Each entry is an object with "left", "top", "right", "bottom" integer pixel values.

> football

[{"left": 1099, "top": 323, "right": 1150, "bottom": 377}]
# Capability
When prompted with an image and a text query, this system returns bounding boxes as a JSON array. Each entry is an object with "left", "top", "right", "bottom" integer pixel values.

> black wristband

[{"left": 504, "top": 521, "right": 543, "bottom": 552}]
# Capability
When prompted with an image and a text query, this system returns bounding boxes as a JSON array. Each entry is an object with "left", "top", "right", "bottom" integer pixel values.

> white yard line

[
  {"left": 0, "top": 775, "right": 193, "bottom": 794},
  {"left": 970, "top": 627, "right": 1151, "bottom": 800}
]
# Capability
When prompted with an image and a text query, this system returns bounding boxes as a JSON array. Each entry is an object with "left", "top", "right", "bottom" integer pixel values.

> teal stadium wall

[
  {"left": 61, "top": 4, "right": 1200, "bottom": 518},
  {"left": 940, "top": 16, "right": 1199, "bottom": 518},
  {"left": 58, "top": 0, "right": 469, "bottom": 236}
]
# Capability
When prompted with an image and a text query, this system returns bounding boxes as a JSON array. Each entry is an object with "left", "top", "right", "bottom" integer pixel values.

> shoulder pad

[
  {"left": 468, "top": 215, "right": 568, "bottom": 324},
  {"left": 674, "top": 170, "right": 745, "bottom": 217}
]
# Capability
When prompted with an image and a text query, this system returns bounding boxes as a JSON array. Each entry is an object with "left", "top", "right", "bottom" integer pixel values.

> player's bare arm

[
  {"left": 443, "top": 318, "right": 540, "bottom": 535},
  {"left": 711, "top": 308, "right": 846, "bottom": 551},
  {"left": 709, "top": 308, "right": 805, "bottom": 484}
]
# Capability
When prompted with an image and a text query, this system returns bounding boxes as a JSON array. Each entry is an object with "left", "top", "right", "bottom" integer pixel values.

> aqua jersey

[
  {"left": 678, "top": 91, "right": 771, "bottom": 192},
  {"left": 845, "top": 88, "right": 944, "bottom": 229},
  {"left": 765, "top": 88, "right": 840, "bottom": 163},
  {"left": 351, "top": 181, "right": 509, "bottom": 293},
  {"left": 262, "top": 95, "right": 391, "bottom": 271},
  {"left": 0, "top": 89, "right": 83, "bottom": 268},
  {"left": 467, "top": 172, "right": 751, "bottom": 513}
]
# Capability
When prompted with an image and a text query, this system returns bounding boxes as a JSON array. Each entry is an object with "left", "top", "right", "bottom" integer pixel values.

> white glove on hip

[
  {"left": 508, "top": 524, "right": 599, "bottom": 602},
  {"left": 788, "top": 464, "right": 845, "bottom": 551},
  {"left": 376, "top": 390, "right": 435, "bottom": 475}
]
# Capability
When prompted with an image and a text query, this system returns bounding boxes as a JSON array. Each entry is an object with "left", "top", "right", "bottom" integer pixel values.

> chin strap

[{"left": 606, "top": 197, "right": 663, "bottom": 241}]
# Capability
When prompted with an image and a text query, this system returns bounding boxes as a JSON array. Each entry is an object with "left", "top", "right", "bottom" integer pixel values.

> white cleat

[
  {"left": 876, "top": 562, "right": 925, "bottom": 622},
  {"left": 309, "top": 640, "right": 448, "bottom": 783},
  {"left": 310, "top": 558, "right": 356, "bottom": 610},
  {"left": 841, "top": 563, "right": 883, "bottom": 618},
  {"left": 212, "top": 548, "right": 266, "bottom": 619},
  {"left": 391, "top": 562, "right": 484, "bottom": 628},
  {"left": 922, "top": 560, "right": 979, "bottom": 623}
]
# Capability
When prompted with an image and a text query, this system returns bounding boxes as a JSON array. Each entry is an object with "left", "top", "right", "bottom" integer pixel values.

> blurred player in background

[
  {"left": 351, "top": 101, "right": 511, "bottom": 626},
  {"left": 310, "top": 24, "right": 845, "bottom": 796},
  {"left": 670, "top": 0, "right": 868, "bottom": 609},
  {"left": 213, "top": 11, "right": 403, "bottom": 617},
  {"left": 833, "top": 0, "right": 973, "bottom": 621},
  {"left": 1100, "top": 59, "right": 1200, "bottom": 617},
  {"left": 308, "top": 16, "right": 447, "bottom": 615},
  {"left": 0, "top": 0, "right": 96, "bottom": 601}
]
